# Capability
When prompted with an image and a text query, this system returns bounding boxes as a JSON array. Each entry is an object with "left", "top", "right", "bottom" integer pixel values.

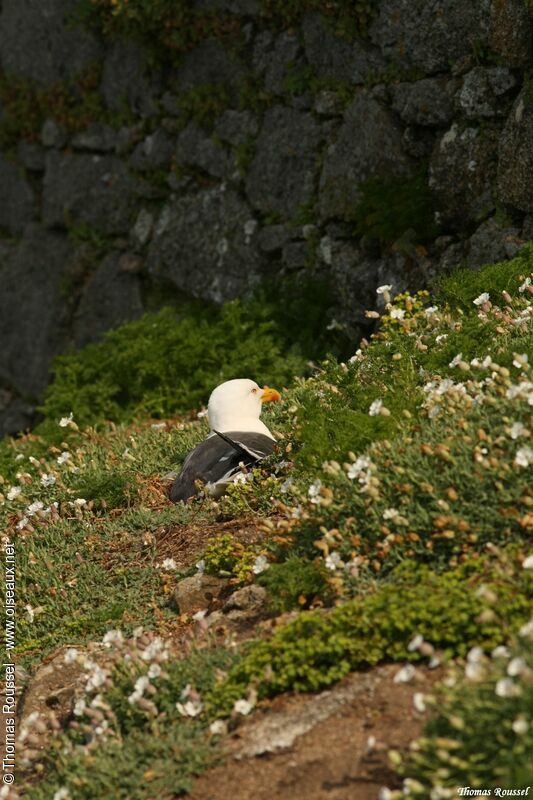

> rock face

[
  {"left": 173, "top": 573, "right": 230, "bottom": 615},
  {"left": 0, "top": 0, "right": 102, "bottom": 85},
  {"left": 319, "top": 93, "right": 412, "bottom": 220},
  {"left": 0, "top": 226, "right": 74, "bottom": 399},
  {"left": 245, "top": 106, "right": 321, "bottom": 218},
  {"left": 497, "top": 90, "right": 533, "bottom": 212},
  {"left": 0, "top": 0, "right": 531, "bottom": 435},
  {"left": 148, "top": 186, "right": 264, "bottom": 302}
]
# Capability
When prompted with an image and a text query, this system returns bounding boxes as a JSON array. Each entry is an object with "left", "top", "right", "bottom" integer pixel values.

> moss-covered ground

[{"left": 2, "top": 247, "right": 532, "bottom": 798}]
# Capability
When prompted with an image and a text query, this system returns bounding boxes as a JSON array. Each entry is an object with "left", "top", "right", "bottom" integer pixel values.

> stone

[
  {"left": 71, "top": 123, "right": 119, "bottom": 153},
  {"left": 193, "top": 0, "right": 260, "bottom": 12},
  {"left": 302, "top": 12, "right": 385, "bottom": 83},
  {"left": 147, "top": 186, "right": 264, "bottom": 303},
  {"left": 0, "top": 225, "right": 73, "bottom": 398},
  {"left": 489, "top": 0, "right": 532, "bottom": 67},
  {"left": 246, "top": 105, "right": 321, "bottom": 218},
  {"left": 0, "top": 0, "right": 102, "bottom": 86},
  {"left": 254, "top": 31, "right": 301, "bottom": 95},
  {"left": 257, "top": 224, "right": 292, "bottom": 253},
  {"left": 326, "top": 242, "right": 381, "bottom": 328},
  {"left": 313, "top": 90, "right": 344, "bottom": 117},
  {"left": 43, "top": 151, "right": 140, "bottom": 235},
  {"left": 466, "top": 217, "right": 523, "bottom": 269},
  {"left": 101, "top": 39, "right": 158, "bottom": 116},
  {"left": 282, "top": 241, "right": 309, "bottom": 270},
  {"left": 402, "top": 126, "right": 436, "bottom": 159},
  {"left": 173, "top": 573, "right": 230, "bottom": 615},
  {"left": 369, "top": 0, "right": 490, "bottom": 75},
  {"left": 391, "top": 79, "right": 454, "bottom": 127},
  {"left": 131, "top": 209, "right": 154, "bottom": 247},
  {"left": 130, "top": 129, "right": 175, "bottom": 170},
  {"left": 319, "top": 92, "right": 413, "bottom": 221},
  {"left": 222, "top": 584, "right": 269, "bottom": 626},
  {"left": 41, "top": 118, "right": 67, "bottom": 149},
  {"left": 215, "top": 110, "right": 259, "bottom": 146},
  {"left": 17, "top": 141, "right": 46, "bottom": 171},
  {"left": 172, "top": 39, "right": 245, "bottom": 98},
  {"left": 496, "top": 90, "right": 533, "bottom": 212},
  {"left": 429, "top": 123, "right": 499, "bottom": 227},
  {"left": 0, "top": 391, "right": 36, "bottom": 438},
  {"left": 456, "top": 67, "right": 516, "bottom": 119},
  {"left": 0, "top": 154, "right": 36, "bottom": 234},
  {"left": 73, "top": 253, "right": 144, "bottom": 348},
  {"left": 175, "top": 123, "right": 230, "bottom": 179}
]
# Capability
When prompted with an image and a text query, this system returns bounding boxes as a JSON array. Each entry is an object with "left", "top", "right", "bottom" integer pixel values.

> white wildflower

[
  {"left": 465, "top": 662, "right": 485, "bottom": 681},
  {"left": 407, "top": 634, "right": 424, "bottom": 652},
  {"left": 58, "top": 413, "right": 73, "bottom": 427},
  {"left": 376, "top": 284, "right": 392, "bottom": 295},
  {"left": 26, "top": 500, "right": 44, "bottom": 516},
  {"left": 177, "top": 699, "right": 203, "bottom": 717},
  {"left": 369, "top": 399, "right": 383, "bottom": 416},
  {"left": 25, "top": 604, "right": 35, "bottom": 623},
  {"left": 148, "top": 663, "right": 162, "bottom": 679},
  {"left": 308, "top": 478, "right": 322, "bottom": 504},
  {"left": 53, "top": 789, "right": 71, "bottom": 800},
  {"left": 73, "top": 698, "right": 86, "bottom": 717},
  {"left": 393, "top": 664, "right": 416, "bottom": 684},
  {"left": 64, "top": 648, "right": 79, "bottom": 664},
  {"left": 348, "top": 349, "right": 363, "bottom": 364},
  {"left": 197, "top": 409, "right": 208, "bottom": 419},
  {"left": 390, "top": 307, "right": 405, "bottom": 320},
  {"left": 74, "top": 497, "right": 87, "bottom": 507},
  {"left": 378, "top": 788, "right": 392, "bottom": 800},
  {"left": 521, "top": 554, "right": 533, "bottom": 569},
  {"left": 233, "top": 698, "right": 254, "bottom": 716},
  {"left": 383, "top": 508, "right": 399, "bottom": 521},
  {"left": 515, "top": 446, "right": 533, "bottom": 468},
  {"left": 57, "top": 451, "right": 71, "bottom": 465},
  {"left": 209, "top": 719, "right": 228, "bottom": 736},
  {"left": 512, "top": 353, "right": 529, "bottom": 369},
  {"left": 325, "top": 552, "right": 344, "bottom": 571},
  {"left": 160, "top": 558, "right": 177, "bottom": 571},
  {"left": 280, "top": 477, "right": 294, "bottom": 494},
  {"left": 512, "top": 717, "right": 529, "bottom": 735},
  {"left": 473, "top": 292, "right": 490, "bottom": 305},
  {"left": 102, "top": 630, "right": 124, "bottom": 647},
  {"left": 196, "top": 559, "right": 205, "bottom": 573},
  {"left": 435, "top": 334, "right": 448, "bottom": 343},
  {"left": 519, "top": 619, "right": 533, "bottom": 640},
  {"left": 424, "top": 306, "right": 438, "bottom": 317},
  {"left": 16, "top": 516, "right": 29, "bottom": 530},
  {"left": 467, "top": 646, "right": 485, "bottom": 663},
  {"left": 252, "top": 555, "right": 269, "bottom": 575},
  {"left": 508, "top": 422, "right": 527, "bottom": 439},
  {"left": 7, "top": 486, "right": 21, "bottom": 501},
  {"left": 449, "top": 353, "right": 463, "bottom": 368},
  {"left": 507, "top": 657, "right": 526, "bottom": 677},
  {"left": 413, "top": 693, "right": 426, "bottom": 713},
  {"left": 346, "top": 456, "right": 371, "bottom": 480},
  {"left": 495, "top": 678, "right": 521, "bottom": 698},
  {"left": 518, "top": 277, "right": 531, "bottom": 293},
  {"left": 491, "top": 645, "right": 510, "bottom": 659},
  {"left": 85, "top": 665, "right": 108, "bottom": 692}
]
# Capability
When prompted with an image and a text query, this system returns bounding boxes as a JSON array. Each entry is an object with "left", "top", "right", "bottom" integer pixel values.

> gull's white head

[{"left": 207, "top": 378, "right": 281, "bottom": 438}]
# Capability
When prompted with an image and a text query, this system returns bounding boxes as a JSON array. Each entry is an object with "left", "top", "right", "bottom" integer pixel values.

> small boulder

[{"left": 174, "top": 574, "right": 230, "bottom": 615}]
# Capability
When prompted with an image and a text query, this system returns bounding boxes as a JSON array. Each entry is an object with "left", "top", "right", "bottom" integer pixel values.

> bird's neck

[{"left": 209, "top": 416, "right": 275, "bottom": 439}]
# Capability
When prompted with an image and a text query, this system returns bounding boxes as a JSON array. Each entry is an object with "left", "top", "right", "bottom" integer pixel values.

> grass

[{"left": 3, "top": 247, "right": 532, "bottom": 797}]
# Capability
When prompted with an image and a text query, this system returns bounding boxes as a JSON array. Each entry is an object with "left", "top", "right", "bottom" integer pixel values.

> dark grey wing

[{"left": 169, "top": 432, "right": 275, "bottom": 502}]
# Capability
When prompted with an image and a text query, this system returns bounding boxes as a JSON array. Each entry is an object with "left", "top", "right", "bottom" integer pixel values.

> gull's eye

[{"left": 251, "top": 388, "right": 258, "bottom": 394}]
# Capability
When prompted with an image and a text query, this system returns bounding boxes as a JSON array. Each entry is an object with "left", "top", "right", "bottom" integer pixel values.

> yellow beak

[{"left": 261, "top": 386, "right": 281, "bottom": 403}]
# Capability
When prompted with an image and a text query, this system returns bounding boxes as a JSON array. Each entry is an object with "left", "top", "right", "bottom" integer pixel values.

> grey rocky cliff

[{"left": 0, "top": 0, "right": 531, "bottom": 435}]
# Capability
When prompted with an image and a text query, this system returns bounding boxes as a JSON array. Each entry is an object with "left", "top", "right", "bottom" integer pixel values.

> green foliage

[
  {"left": 0, "top": 66, "right": 125, "bottom": 151},
  {"left": 75, "top": 0, "right": 238, "bottom": 66},
  {"left": 208, "top": 554, "right": 532, "bottom": 716},
  {"left": 169, "top": 84, "right": 231, "bottom": 130},
  {"left": 437, "top": 242, "right": 533, "bottom": 310},
  {"left": 257, "top": 556, "right": 331, "bottom": 611},
  {"left": 396, "top": 634, "right": 533, "bottom": 797},
  {"left": 203, "top": 534, "right": 260, "bottom": 582},
  {"left": 350, "top": 170, "right": 440, "bottom": 249},
  {"left": 262, "top": 0, "right": 377, "bottom": 39},
  {"left": 41, "top": 303, "right": 306, "bottom": 428}
]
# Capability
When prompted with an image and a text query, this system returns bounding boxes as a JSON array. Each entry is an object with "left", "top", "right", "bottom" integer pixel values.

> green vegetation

[
  {"left": 40, "top": 276, "right": 348, "bottom": 429},
  {"left": 3, "top": 248, "right": 532, "bottom": 797},
  {"left": 396, "top": 632, "right": 533, "bottom": 798},
  {"left": 350, "top": 169, "right": 440, "bottom": 249},
  {"left": 0, "top": 66, "right": 129, "bottom": 152},
  {"left": 208, "top": 554, "right": 531, "bottom": 714}
]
